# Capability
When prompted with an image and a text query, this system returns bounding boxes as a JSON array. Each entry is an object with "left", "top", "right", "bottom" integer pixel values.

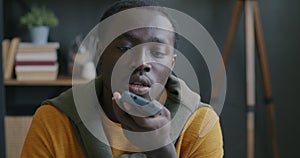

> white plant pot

[
  {"left": 30, "top": 26, "right": 50, "bottom": 44},
  {"left": 81, "top": 61, "right": 96, "bottom": 80}
]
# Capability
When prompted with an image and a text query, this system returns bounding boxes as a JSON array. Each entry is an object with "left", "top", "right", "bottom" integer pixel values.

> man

[{"left": 22, "top": 0, "right": 224, "bottom": 157}]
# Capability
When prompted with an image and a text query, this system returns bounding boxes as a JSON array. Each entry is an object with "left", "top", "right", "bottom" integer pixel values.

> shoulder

[
  {"left": 32, "top": 105, "right": 71, "bottom": 130},
  {"left": 176, "top": 106, "right": 224, "bottom": 157},
  {"left": 22, "top": 105, "right": 85, "bottom": 157},
  {"left": 31, "top": 104, "right": 82, "bottom": 148},
  {"left": 36, "top": 104, "right": 65, "bottom": 114},
  {"left": 34, "top": 104, "right": 69, "bottom": 121},
  {"left": 184, "top": 106, "right": 220, "bottom": 137}
]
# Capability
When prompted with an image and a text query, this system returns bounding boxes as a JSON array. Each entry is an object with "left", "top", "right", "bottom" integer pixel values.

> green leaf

[{"left": 20, "top": 5, "right": 59, "bottom": 29}]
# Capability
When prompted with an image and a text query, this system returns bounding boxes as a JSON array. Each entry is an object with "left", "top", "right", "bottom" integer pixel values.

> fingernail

[{"left": 113, "top": 92, "right": 120, "bottom": 100}]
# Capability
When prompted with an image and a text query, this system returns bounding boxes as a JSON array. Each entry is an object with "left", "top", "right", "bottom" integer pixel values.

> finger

[
  {"left": 113, "top": 92, "right": 131, "bottom": 114},
  {"left": 112, "top": 102, "right": 135, "bottom": 130},
  {"left": 114, "top": 92, "right": 136, "bottom": 113},
  {"left": 113, "top": 92, "right": 121, "bottom": 102},
  {"left": 112, "top": 92, "right": 145, "bottom": 131},
  {"left": 112, "top": 92, "right": 129, "bottom": 124},
  {"left": 123, "top": 102, "right": 132, "bottom": 112},
  {"left": 131, "top": 107, "right": 171, "bottom": 130}
]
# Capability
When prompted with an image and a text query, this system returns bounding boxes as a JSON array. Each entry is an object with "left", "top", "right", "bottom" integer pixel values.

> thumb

[{"left": 113, "top": 92, "right": 121, "bottom": 102}]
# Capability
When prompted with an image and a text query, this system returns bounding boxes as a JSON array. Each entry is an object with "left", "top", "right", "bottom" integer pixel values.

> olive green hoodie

[{"left": 43, "top": 75, "right": 208, "bottom": 158}]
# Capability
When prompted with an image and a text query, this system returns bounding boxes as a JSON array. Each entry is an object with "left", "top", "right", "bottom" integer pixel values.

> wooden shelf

[{"left": 4, "top": 76, "right": 89, "bottom": 86}]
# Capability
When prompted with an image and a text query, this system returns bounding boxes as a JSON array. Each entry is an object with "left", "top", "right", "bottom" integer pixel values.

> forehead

[
  {"left": 115, "top": 8, "right": 175, "bottom": 44},
  {"left": 118, "top": 28, "right": 175, "bottom": 45}
]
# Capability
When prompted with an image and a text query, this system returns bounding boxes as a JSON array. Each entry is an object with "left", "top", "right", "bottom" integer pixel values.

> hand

[{"left": 112, "top": 92, "right": 173, "bottom": 151}]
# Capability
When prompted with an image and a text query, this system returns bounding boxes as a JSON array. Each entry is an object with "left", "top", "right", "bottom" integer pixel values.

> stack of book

[{"left": 14, "top": 42, "right": 60, "bottom": 81}]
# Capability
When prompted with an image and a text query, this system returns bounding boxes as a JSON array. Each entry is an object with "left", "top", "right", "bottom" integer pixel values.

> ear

[
  {"left": 171, "top": 54, "right": 177, "bottom": 69},
  {"left": 96, "top": 58, "right": 102, "bottom": 75},
  {"left": 96, "top": 41, "right": 104, "bottom": 59}
]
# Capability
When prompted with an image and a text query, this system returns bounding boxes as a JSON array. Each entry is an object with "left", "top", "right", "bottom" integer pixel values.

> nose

[
  {"left": 135, "top": 63, "right": 151, "bottom": 73},
  {"left": 129, "top": 48, "right": 152, "bottom": 73}
]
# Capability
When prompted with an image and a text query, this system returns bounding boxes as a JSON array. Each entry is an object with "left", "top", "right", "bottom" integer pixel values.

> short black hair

[
  {"left": 100, "top": 0, "right": 159, "bottom": 22},
  {"left": 100, "top": 0, "right": 178, "bottom": 48}
]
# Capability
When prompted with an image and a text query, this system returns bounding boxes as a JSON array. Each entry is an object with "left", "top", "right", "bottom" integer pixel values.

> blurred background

[{"left": 1, "top": 0, "right": 300, "bottom": 157}]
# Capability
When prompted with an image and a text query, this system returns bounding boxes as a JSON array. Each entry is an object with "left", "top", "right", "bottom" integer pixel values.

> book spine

[
  {"left": 2, "top": 39, "right": 10, "bottom": 73},
  {"left": 15, "top": 63, "right": 58, "bottom": 72},
  {"left": 15, "top": 61, "right": 57, "bottom": 65},
  {"left": 18, "top": 42, "right": 60, "bottom": 49},
  {"left": 17, "top": 48, "right": 57, "bottom": 53},
  {"left": 4, "top": 37, "right": 20, "bottom": 79},
  {"left": 15, "top": 52, "right": 57, "bottom": 61}
]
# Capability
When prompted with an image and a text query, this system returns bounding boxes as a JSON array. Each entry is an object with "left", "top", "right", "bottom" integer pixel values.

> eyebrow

[{"left": 121, "top": 33, "right": 169, "bottom": 44}]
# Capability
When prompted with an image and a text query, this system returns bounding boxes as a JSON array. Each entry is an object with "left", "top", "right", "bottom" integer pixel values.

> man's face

[
  {"left": 100, "top": 27, "right": 176, "bottom": 99},
  {"left": 99, "top": 8, "right": 176, "bottom": 99}
]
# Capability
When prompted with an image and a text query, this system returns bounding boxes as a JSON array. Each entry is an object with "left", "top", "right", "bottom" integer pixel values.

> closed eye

[
  {"left": 151, "top": 51, "right": 166, "bottom": 58},
  {"left": 116, "top": 46, "right": 132, "bottom": 52}
]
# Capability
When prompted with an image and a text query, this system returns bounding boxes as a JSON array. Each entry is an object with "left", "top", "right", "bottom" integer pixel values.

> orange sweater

[{"left": 21, "top": 105, "right": 223, "bottom": 158}]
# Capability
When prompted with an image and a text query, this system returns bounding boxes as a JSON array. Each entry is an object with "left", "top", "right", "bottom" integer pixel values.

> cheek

[
  {"left": 100, "top": 54, "right": 121, "bottom": 87},
  {"left": 101, "top": 53, "right": 120, "bottom": 74},
  {"left": 151, "top": 64, "right": 172, "bottom": 84}
]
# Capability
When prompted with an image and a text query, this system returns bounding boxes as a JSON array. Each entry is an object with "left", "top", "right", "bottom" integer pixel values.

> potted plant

[{"left": 20, "top": 6, "right": 59, "bottom": 44}]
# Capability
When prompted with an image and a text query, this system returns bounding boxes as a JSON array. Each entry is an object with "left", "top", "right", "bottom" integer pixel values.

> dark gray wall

[
  {"left": 3, "top": 0, "right": 300, "bottom": 158},
  {"left": 0, "top": 0, "right": 6, "bottom": 156}
]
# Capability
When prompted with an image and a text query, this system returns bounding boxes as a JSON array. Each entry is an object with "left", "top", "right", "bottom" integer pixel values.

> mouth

[{"left": 128, "top": 76, "right": 151, "bottom": 96}]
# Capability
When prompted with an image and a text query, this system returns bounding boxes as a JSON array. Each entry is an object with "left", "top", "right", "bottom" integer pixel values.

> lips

[{"left": 129, "top": 75, "right": 151, "bottom": 96}]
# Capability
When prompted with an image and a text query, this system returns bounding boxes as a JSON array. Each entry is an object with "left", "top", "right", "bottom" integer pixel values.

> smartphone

[{"left": 120, "top": 91, "right": 163, "bottom": 116}]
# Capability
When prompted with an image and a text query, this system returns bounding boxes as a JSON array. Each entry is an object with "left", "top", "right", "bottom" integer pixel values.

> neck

[{"left": 100, "top": 86, "right": 119, "bottom": 122}]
